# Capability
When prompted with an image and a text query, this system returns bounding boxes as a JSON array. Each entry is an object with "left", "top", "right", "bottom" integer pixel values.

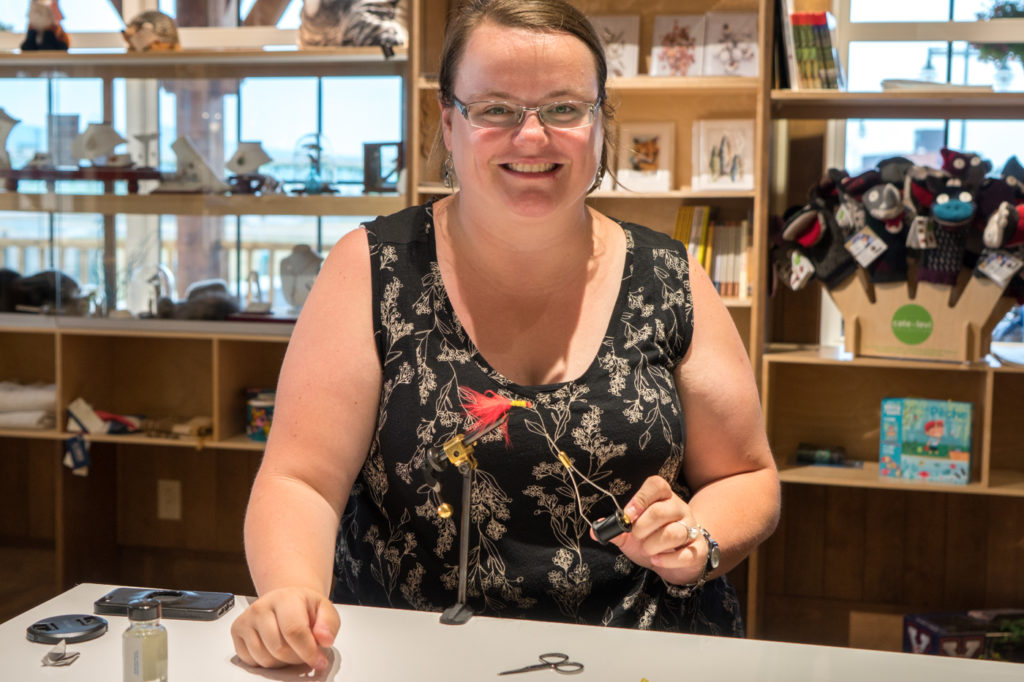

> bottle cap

[{"left": 127, "top": 598, "right": 162, "bottom": 621}]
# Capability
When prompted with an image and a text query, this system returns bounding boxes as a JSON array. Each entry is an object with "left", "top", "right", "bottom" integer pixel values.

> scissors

[{"left": 499, "top": 652, "right": 584, "bottom": 675}]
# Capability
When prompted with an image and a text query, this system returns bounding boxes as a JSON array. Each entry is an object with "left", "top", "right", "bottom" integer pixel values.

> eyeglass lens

[{"left": 458, "top": 100, "right": 596, "bottom": 129}]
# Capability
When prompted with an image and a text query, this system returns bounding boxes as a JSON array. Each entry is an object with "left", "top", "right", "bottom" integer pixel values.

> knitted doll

[
  {"left": 782, "top": 202, "right": 857, "bottom": 289},
  {"left": 861, "top": 182, "right": 910, "bottom": 283},
  {"left": 918, "top": 181, "right": 975, "bottom": 285},
  {"left": 940, "top": 148, "right": 991, "bottom": 192}
]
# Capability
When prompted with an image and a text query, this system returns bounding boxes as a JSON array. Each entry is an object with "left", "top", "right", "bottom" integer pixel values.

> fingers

[
  {"left": 625, "top": 477, "right": 698, "bottom": 542},
  {"left": 230, "top": 588, "right": 334, "bottom": 670},
  {"left": 275, "top": 598, "right": 329, "bottom": 670},
  {"left": 312, "top": 598, "right": 341, "bottom": 647}
]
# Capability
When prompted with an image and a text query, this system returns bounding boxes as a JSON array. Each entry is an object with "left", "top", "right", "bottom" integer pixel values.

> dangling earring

[
  {"left": 443, "top": 152, "right": 455, "bottom": 189},
  {"left": 588, "top": 161, "right": 605, "bottom": 194}
]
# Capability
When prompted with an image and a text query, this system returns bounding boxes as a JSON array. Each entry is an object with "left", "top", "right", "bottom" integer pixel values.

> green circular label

[{"left": 891, "top": 304, "right": 933, "bottom": 345}]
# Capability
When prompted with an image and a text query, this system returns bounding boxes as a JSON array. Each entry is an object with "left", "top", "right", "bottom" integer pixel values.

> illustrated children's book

[{"left": 879, "top": 398, "right": 973, "bottom": 485}]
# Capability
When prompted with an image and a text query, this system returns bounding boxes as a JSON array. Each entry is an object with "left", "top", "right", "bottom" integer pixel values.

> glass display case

[{"left": 0, "top": 30, "right": 407, "bottom": 320}]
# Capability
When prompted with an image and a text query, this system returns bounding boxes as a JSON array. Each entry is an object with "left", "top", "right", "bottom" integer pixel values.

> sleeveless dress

[{"left": 331, "top": 202, "right": 743, "bottom": 636}]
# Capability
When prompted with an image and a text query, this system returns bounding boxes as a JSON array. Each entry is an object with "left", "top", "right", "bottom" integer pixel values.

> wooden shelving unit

[
  {"left": 759, "top": 7, "right": 1024, "bottom": 650},
  {"left": 771, "top": 89, "right": 1024, "bottom": 120},
  {"left": 0, "top": 46, "right": 407, "bottom": 79},
  {"left": 0, "top": 192, "right": 405, "bottom": 216}
]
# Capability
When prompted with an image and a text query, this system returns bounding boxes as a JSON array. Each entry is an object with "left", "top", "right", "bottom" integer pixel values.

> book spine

[{"left": 778, "top": 0, "right": 800, "bottom": 90}]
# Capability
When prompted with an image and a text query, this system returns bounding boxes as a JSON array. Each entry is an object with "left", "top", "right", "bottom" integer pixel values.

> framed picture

[
  {"left": 702, "top": 12, "right": 758, "bottom": 77},
  {"left": 589, "top": 15, "right": 640, "bottom": 79},
  {"left": 650, "top": 14, "right": 705, "bottom": 77},
  {"left": 616, "top": 122, "right": 675, "bottom": 192},
  {"left": 692, "top": 119, "right": 755, "bottom": 191}
]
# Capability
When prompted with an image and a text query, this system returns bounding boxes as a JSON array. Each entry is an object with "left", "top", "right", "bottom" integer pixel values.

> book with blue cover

[{"left": 879, "top": 398, "right": 973, "bottom": 485}]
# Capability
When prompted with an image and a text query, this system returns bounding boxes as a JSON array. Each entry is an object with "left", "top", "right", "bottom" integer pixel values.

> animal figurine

[
  {"left": 21, "top": 0, "right": 69, "bottom": 51},
  {"left": 122, "top": 10, "right": 181, "bottom": 52},
  {"left": 298, "top": 0, "right": 407, "bottom": 57}
]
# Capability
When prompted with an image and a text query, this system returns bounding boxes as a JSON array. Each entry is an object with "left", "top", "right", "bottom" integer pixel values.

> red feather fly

[{"left": 458, "top": 386, "right": 532, "bottom": 445}]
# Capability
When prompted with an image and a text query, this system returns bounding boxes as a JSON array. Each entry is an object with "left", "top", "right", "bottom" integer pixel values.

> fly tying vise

[{"left": 421, "top": 388, "right": 532, "bottom": 518}]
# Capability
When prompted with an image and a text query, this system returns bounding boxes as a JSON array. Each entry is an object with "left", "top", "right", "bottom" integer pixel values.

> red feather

[{"left": 459, "top": 386, "right": 531, "bottom": 445}]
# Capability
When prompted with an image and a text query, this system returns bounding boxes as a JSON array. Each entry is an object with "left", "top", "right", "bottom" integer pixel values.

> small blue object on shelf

[{"left": 879, "top": 398, "right": 972, "bottom": 485}]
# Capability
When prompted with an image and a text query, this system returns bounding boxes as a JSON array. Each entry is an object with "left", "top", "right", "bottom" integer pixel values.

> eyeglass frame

[{"left": 450, "top": 95, "right": 603, "bottom": 130}]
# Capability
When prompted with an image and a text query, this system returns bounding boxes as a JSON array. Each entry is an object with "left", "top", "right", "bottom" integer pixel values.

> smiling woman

[{"left": 231, "top": 0, "right": 780, "bottom": 670}]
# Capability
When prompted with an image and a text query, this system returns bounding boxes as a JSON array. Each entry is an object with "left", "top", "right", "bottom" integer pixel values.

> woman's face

[{"left": 441, "top": 21, "right": 603, "bottom": 220}]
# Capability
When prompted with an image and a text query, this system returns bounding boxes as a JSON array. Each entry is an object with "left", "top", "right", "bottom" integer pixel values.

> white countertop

[{"left": 2, "top": 584, "right": 1020, "bottom": 680}]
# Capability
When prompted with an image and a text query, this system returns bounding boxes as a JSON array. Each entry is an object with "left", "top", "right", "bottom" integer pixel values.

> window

[{"left": 837, "top": 0, "right": 1024, "bottom": 173}]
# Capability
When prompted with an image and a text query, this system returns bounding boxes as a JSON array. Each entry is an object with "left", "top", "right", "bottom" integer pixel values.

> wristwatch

[{"left": 694, "top": 527, "right": 720, "bottom": 588}]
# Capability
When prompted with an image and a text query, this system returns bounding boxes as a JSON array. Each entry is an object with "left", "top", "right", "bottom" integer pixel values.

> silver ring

[{"left": 678, "top": 521, "right": 701, "bottom": 543}]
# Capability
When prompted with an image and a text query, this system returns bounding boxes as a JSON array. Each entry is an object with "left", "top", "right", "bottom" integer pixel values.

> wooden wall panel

[
  {"left": 861, "top": 489, "right": 904, "bottom": 605},
  {"left": 823, "top": 487, "right": 864, "bottom": 601},
  {"left": 0, "top": 439, "right": 56, "bottom": 540},
  {"left": 762, "top": 486, "right": 1024, "bottom": 647}
]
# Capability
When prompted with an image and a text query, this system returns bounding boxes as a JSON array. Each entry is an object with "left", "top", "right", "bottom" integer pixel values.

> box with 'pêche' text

[{"left": 879, "top": 398, "right": 972, "bottom": 485}]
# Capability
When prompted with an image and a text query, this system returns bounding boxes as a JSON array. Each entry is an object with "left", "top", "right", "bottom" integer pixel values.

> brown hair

[{"left": 437, "top": 0, "right": 615, "bottom": 190}]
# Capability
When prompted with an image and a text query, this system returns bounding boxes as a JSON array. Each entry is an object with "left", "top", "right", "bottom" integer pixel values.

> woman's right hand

[{"left": 230, "top": 586, "right": 340, "bottom": 670}]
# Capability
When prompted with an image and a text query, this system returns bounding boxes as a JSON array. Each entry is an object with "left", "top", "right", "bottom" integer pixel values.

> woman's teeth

[{"left": 506, "top": 162, "right": 556, "bottom": 173}]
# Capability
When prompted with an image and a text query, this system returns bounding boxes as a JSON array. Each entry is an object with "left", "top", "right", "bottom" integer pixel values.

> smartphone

[{"left": 94, "top": 587, "right": 235, "bottom": 621}]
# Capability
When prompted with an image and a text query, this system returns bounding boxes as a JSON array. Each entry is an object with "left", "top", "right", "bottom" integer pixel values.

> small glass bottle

[{"left": 123, "top": 598, "right": 168, "bottom": 682}]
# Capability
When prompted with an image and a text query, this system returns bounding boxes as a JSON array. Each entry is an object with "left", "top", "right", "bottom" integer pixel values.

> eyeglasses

[{"left": 452, "top": 96, "right": 601, "bottom": 130}]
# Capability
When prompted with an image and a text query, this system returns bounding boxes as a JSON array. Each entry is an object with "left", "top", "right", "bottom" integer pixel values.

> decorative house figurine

[
  {"left": 226, "top": 141, "right": 275, "bottom": 194},
  {"left": 155, "top": 136, "right": 229, "bottom": 193},
  {"left": 72, "top": 123, "right": 128, "bottom": 167},
  {"left": 21, "top": 0, "right": 69, "bottom": 51},
  {"left": 0, "top": 108, "right": 19, "bottom": 169},
  {"left": 122, "top": 10, "right": 181, "bottom": 52}
]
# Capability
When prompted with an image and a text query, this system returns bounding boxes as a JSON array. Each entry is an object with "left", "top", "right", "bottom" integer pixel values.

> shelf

[
  {"left": 0, "top": 192, "right": 405, "bottom": 217},
  {"left": 778, "top": 462, "right": 1024, "bottom": 497},
  {"left": 763, "top": 345, "right": 989, "bottom": 371},
  {"left": 416, "top": 184, "right": 756, "bottom": 201},
  {"left": 770, "top": 89, "right": 1024, "bottom": 120},
  {"left": 78, "top": 432, "right": 206, "bottom": 448},
  {"left": 0, "top": 47, "right": 407, "bottom": 79},
  {"left": 0, "top": 428, "right": 61, "bottom": 440},
  {"left": 418, "top": 75, "right": 759, "bottom": 94},
  {"left": 214, "top": 434, "right": 268, "bottom": 451}
]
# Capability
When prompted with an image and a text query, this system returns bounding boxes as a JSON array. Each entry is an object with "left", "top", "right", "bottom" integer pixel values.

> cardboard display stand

[{"left": 826, "top": 269, "right": 1014, "bottom": 364}]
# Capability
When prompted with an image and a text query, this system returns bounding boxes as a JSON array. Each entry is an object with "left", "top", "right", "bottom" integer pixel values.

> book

[
  {"left": 673, "top": 204, "right": 695, "bottom": 245},
  {"left": 790, "top": 12, "right": 823, "bottom": 89},
  {"left": 776, "top": 0, "right": 800, "bottom": 90},
  {"left": 881, "top": 79, "right": 994, "bottom": 92},
  {"left": 808, "top": 11, "right": 844, "bottom": 90}
]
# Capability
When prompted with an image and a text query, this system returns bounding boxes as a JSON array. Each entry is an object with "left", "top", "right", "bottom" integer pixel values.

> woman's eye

[{"left": 483, "top": 105, "right": 513, "bottom": 116}]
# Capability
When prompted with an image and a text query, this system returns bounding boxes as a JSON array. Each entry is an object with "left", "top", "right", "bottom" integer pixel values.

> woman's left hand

[{"left": 601, "top": 475, "right": 706, "bottom": 585}]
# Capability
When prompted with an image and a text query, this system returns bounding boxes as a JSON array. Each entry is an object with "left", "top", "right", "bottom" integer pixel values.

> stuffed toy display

[
  {"left": 21, "top": 0, "right": 69, "bottom": 51},
  {"left": 778, "top": 149, "right": 1024, "bottom": 300}
]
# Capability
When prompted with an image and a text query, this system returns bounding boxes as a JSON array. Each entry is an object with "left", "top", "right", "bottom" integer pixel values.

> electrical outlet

[{"left": 157, "top": 479, "right": 182, "bottom": 521}]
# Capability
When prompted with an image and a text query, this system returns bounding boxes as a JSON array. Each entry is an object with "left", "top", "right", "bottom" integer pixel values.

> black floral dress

[{"left": 331, "top": 202, "right": 743, "bottom": 636}]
